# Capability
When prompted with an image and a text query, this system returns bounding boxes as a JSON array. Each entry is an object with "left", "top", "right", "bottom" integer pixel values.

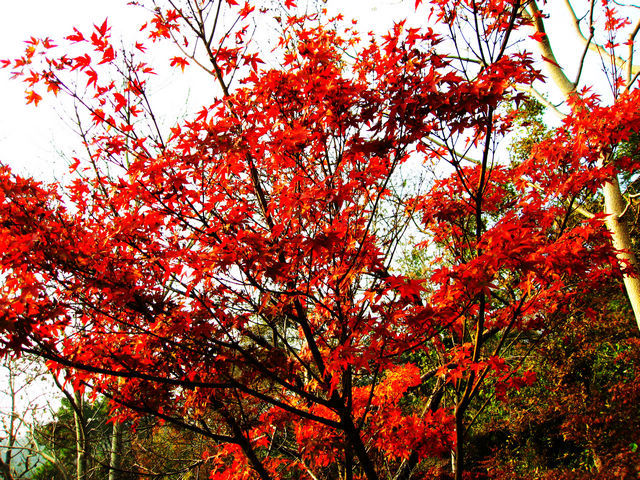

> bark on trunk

[
  {"left": 453, "top": 410, "right": 464, "bottom": 480},
  {"left": 603, "top": 177, "right": 640, "bottom": 330},
  {"left": 108, "top": 420, "right": 123, "bottom": 480},
  {"left": 0, "top": 458, "right": 15, "bottom": 480},
  {"left": 73, "top": 392, "right": 87, "bottom": 480}
]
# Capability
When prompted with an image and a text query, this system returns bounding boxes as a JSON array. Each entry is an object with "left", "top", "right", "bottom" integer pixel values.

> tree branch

[
  {"left": 525, "top": 0, "right": 576, "bottom": 97},
  {"left": 563, "top": 0, "right": 640, "bottom": 78}
]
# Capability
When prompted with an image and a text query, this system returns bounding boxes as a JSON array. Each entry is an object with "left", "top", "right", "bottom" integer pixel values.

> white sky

[
  {"left": 0, "top": 0, "right": 418, "bottom": 181},
  {"left": 0, "top": 1, "right": 142, "bottom": 179},
  {"left": 0, "top": 0, "right": 589, "bottom": 181},
  {"left": 0, "top": 0, "right": 258, "bottom": 179}
]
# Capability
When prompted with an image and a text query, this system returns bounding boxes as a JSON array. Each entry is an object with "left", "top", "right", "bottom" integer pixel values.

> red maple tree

[{"left": 1, "top": 1, "right": 639, "bottom": 479}]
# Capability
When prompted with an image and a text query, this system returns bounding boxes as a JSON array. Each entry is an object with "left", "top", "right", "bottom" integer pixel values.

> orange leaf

[
  {"left": 25, "top": 90, "right": 42, "bottom": 106},
  {"left": 540, "top": 54, "right": 560, "bottom": 68}
]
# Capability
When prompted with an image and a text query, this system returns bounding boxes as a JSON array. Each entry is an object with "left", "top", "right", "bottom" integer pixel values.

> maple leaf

[
  {"left": 25, "top": 90, "right": 42, "bottom": 106},
  {"left": 91, "top": 109, "right": 107, "bottom": 125},
  {"left": 95, "top": 18, "right": 110, "bottom": 37},
  {"left": 169, "top": 56, "right": 189, "bottom": 72},
  {"left": 113, "top": 92, "right": 127, "bottom": 112},
  {"left": 42, "top": 37, "right": 56, "bottom": 49},
  {"left": 23, "top": 71, "right": 39, "bottom": 86},
  {"left": 85, "top": 69, "right": 98, "bottom": 88},
  {"left": 529, "top": 31, "right": 546, "bottom": 42},
  {"left": 69, "top": 157, "right": 81, "bottom": 172},
  {"left": 238, "top": 2, "right": 255, "bottom": 19},
  {"left": 99, "top": 45, "right": 115, "bottom": 64},
  {"left": 242, "top": 53, "right": 264, "bottom": 72},
  {"left": 72, "top": 54, "right": 92, "bottom": 71},
  {"left": 66, "top": 27, "right": 85, "bottom": 43},
  {"left": 45, "top": 79, "right": 60, "bottom": 95}
]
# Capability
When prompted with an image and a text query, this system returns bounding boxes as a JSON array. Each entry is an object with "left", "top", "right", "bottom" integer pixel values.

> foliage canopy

[{"left": 1, "top": 1, "right": 640, "bottom": 479}]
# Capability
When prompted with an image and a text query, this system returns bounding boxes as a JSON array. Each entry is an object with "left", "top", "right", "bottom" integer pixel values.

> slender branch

[
  {"left": 563, "top": 0, "right": 640, "bottom": 76},
  {"left": 426, "top": 136, "right": 482, "bottom": 165},
  {"left": 575, "top": 205, "right": 596, "bottom": 219},
  {"left": 514, "top": 85, "right": 567, "bottom": 120},
  {"left": 627, "top": 17, "right": 640, "bottom": 88},
  {"left": 573, "top": 25, "right": 594, "bottom": 87}
]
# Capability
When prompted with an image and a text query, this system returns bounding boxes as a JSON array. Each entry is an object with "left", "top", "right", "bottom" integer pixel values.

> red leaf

[
  {"left": 95, "top": 18, "right": 109, "bottom": 37},
  {"left": 113, "top": 92, "right": 127, "bottom": 112},
  {"left": 530, "top": 31, "right": 546, "bottom": 43},
  {"left": 243, "top": 53, "right": 264, "bottom": 72},
  {"left": 85, "top": 69, "right": 98, "bottom": 88},
  {"left": 66, "top": 27, "right": 85, "bottom": 43},
  {"left": 69, "top": 157, "right": 81, "bottom": 172},
  {"left": 239, "top": 2, "right": 255, "bottom": 19},
  {"left": 46, "top": 79, "right": 60, "bottom": 95},
  {"left": 25, "top": 90, "right": 42, "bottom": 106},
  {"left": 169, "top": 56, "right": 189, "bottom": 72},
  {"left": 99, "top": 45, "right": 115, "bottom": 64},
  {"left": 42, "top": 37, "right": 56, "bottom": 49},
  {"left": 540, "top": 54, "right": 561, "bottom": 68},
  {"left": 73, "top": 54, "right": 92, "bottom": 71}
]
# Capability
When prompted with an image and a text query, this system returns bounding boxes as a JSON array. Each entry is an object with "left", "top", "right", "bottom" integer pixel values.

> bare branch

[
  {"left": 573, "top": 1, "right": 595, "bottom": 88},
  {"left": 627, "top": 17, "right": 640, "bottom": 88},
  {"left": 514, "top": 84, "right": 567, "bottom": 119},
  {"left": 563, "top": 0, "right": 640, "bottom": 77}
]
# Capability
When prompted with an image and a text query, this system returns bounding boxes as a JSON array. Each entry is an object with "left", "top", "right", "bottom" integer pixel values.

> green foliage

[
  {"left": 464, "top": 276, "right": 640, "bottom": 479},
  {"left": 32, "top": 397, "right": 113, "bottom": 480},
  {"left": 508, "top": 98, "right": 549, "bottom": 164}
]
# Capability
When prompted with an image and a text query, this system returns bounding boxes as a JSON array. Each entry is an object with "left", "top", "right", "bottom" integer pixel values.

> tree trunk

[
  {"left": 0, "top": 458, "right": 15, "bottom": 480},
  {"left": 453, "top": 409, "right": 464, "bottom": 480},
  {"left": 603, "top": 176, "right": 640, "bottom": 330},
  {"left": 5, "top": 367, "right": 16, "bottom": 473},
  {"left": 73, "top": 392, "right": 87, "bottom": 480},
  {"left": 528, "top": 0, "right": 640, "bottom": 331},
  {"left": 108, "top": 420, "right": 123, "bottom": 480}
]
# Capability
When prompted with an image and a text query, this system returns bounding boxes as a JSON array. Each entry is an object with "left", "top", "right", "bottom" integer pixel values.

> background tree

[
  {"left": 0, "top": 356, "right": 57, "bottom": 480},
  {"left": 32, "top": 391, "right": 141, "bottom": 480}
]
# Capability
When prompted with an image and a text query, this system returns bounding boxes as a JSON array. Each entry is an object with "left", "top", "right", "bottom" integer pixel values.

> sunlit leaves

[
  {"left": 1, "top": 1, "right": 639, "bottom": 479},
  {"left": 169, "top": 55, "right": 189, "bottom": 71},
  {"left": 25, "top": 90, "right": 42, "bottom": 106}
]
